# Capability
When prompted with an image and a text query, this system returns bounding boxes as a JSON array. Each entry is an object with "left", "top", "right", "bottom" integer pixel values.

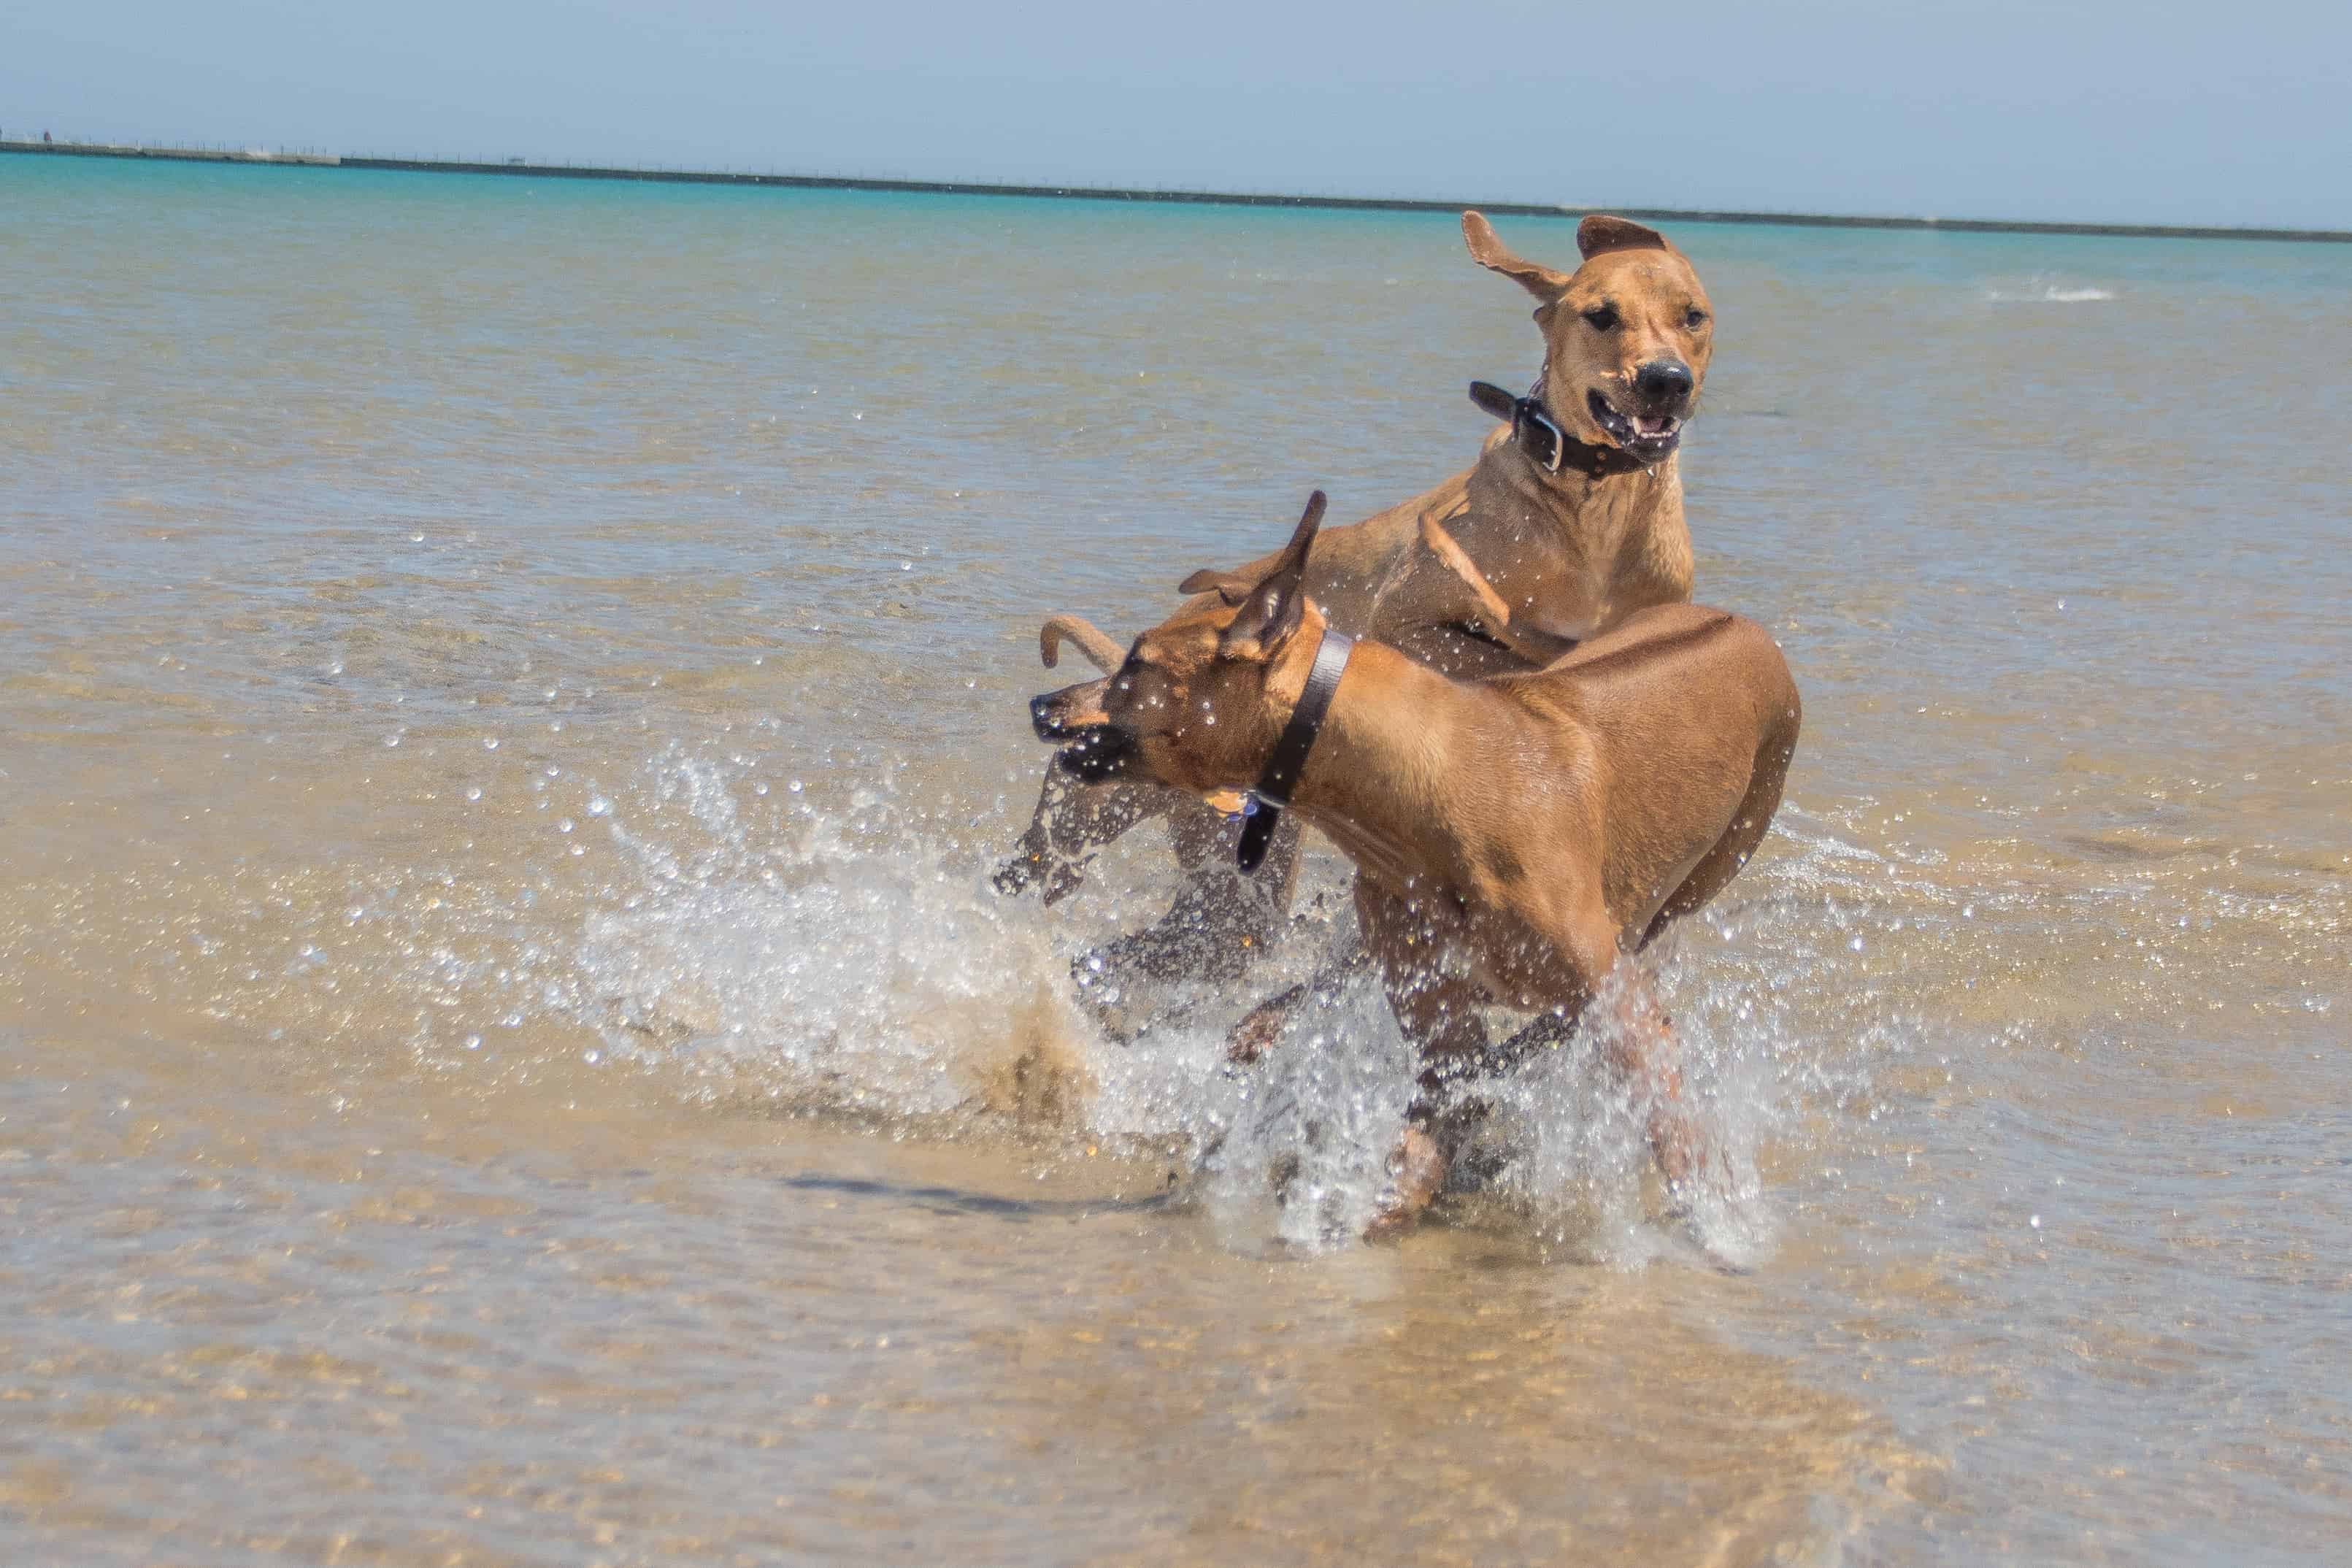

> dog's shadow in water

[{"left": 781, "top": 1171, "right": 1180, "bottom": 1224}]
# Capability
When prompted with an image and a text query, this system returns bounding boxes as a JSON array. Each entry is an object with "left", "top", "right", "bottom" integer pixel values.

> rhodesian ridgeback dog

[
  {"left": 1029, "top": 492, "right": 1798, "bottom": 1237},
  {"left": 999, "top": 213, "right": 1718, "bottom": 1007}
]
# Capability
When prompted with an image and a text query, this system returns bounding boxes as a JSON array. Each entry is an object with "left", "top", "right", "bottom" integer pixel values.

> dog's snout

[
  {"left": 1053, "top": 724, "right": 1137, "bottom": 783},
  {"left": 1634, "top": 359, "right": 1694, "bottom": 406},
  {"left": 1031, "top": 694, "right": 1067, "bottom": 741}
]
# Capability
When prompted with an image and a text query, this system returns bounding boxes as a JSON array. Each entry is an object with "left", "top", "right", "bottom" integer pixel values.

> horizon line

[{"left": 7, "top": 137, "right": 2348, "bottom": 246}]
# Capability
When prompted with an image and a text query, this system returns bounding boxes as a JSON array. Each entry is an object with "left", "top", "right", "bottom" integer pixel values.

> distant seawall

[{"left": 7, "top": 137, "right": 2348, "bottom": 245}]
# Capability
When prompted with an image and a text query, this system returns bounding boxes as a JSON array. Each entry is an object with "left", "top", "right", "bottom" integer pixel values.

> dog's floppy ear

[
  {"left": 1462, "top": 211, "right": 1572, "bottom": 301},
  {"left": 1220, "top": 490, "right": 1326, "bottom": 661},
  {"left": 1576, "top": 214, "right": 1673, "bottom": 260},
  {"left": 1177, "top": 566, "right": 1250, "bottom": 606}
]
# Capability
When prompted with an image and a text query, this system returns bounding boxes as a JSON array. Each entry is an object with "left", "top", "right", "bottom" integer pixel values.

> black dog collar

[
  {"left": 1469, "top": 380, "right": 1650, "bottom": 479},
  {"left": 1235, "top": 625, "right": 1354, "bottom": 873}
]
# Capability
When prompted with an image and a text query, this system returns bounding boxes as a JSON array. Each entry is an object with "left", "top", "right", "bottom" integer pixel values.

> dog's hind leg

[
  {"left": 1483, "top": 906, "right": 1716, "bottom": 1206},
  {"left": 1480, "top": 945, "right": 1712, "bottom": 1202},
  {"left": 1593, "top": 956, "right": 1713, "bottom": 1201},
  {"left": 1636, "top": 724, "right": 1797, "bottom": 950}
]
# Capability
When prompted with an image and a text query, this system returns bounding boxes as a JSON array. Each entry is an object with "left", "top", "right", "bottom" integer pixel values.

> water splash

[
  {"left": 39, "top": 740, "right": 1891, "bottom": 1264},
  {"left": 549, "top": 745, "right": 1902, "bottom": 1261},
  {"left": 569, "top": 745, "right": 1104, "bottom": 1128},
  {"left": 1986, "top": 278, "right": 2116, "bottom": 303},
  {"left": 1188, "top": 969, "right": 1420, "bottom": 1253}
]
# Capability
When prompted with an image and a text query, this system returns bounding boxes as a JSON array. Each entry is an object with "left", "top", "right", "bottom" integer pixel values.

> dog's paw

[
  {"left": 991, "top": 850, "right": 1085, "bottom": 903},
  {"left": 990, "top": 853, "right": 1045, "bottom": 896},
  {"left": 1363, "top": 1126, "right": 1449, "bottom": 1243}
]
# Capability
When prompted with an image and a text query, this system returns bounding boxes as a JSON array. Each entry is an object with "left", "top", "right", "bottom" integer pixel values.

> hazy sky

[{"left": 7, "top": 1, "right": 2348, "bottom": 226}]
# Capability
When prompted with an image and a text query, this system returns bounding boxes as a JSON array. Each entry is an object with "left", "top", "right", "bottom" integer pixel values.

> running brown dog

[
  {"left": 999, "top": 212, "right": 1719, "bottom": 1000},
  {"left": 1028, "top": 492, "right": 1798, "bottom": 1236}
]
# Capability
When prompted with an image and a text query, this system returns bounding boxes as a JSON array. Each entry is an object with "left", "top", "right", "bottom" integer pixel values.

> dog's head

[
  {"left": 1029, "top": 493, "right": 1331, "bottom": 801},
  {"left": 1462, "top": 211, "right": 1713, "bottom": 466}
]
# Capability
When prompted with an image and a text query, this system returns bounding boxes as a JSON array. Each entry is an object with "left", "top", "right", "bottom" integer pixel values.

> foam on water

[
  {"left": 1984, "top": 276, "right": 2118, "bottom": 302},
  {"left": 466, "top": 742, "right": 1862, "bottom": 1261}
]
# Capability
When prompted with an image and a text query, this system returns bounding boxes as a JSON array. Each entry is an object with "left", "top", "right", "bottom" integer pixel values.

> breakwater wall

[{"left": 6, "top": 137, "right": 2346, "bottom": 245}]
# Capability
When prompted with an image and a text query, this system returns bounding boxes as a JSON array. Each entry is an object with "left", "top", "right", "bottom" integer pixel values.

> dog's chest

[
  {"left": 1477, "top": 488, "right": 1653, "bottom": 634},
  {"left": 1499, "top": 553, "right": 1613, "bottom": 646},
  {"left": 1479, "top": 459, "right": 1685, "bottom": 614}
]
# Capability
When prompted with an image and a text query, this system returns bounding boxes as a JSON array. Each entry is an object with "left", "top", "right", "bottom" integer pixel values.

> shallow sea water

[{"left": 2, "top": 156, "right": 2348, "bottom": 1564}]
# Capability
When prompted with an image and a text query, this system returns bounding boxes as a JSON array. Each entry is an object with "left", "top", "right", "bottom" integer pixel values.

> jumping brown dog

[
  {"left": 1029, "top": 492, "right": 1798, "bottom": 1236},
  {"left": 999, "top": 212, "right": 1718, "bottom": 1003}
]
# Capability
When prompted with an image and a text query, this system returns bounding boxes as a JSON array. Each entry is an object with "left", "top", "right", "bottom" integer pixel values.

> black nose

[
  {"left": 1633, "top": 359, "right": 1694, "bottom": 405},
  {"left": 1030, "top": 695, "right": 1063, "bottom": 741}
]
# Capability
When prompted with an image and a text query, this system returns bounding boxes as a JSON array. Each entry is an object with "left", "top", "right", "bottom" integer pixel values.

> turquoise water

[{"left": 4, "top": 154, "right": 2350, "bottom": 1564}]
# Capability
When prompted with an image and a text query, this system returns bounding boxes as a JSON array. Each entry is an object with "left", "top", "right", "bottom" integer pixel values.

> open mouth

[
  {"left": 1586, "top": 391, "right": 1683, "bottom": 461},
  {"left": 1053, "top": 726, "right": 1135, "bottom": 783}
]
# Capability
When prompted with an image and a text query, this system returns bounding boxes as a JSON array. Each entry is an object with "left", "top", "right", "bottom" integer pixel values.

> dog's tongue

[{"left": 1634, "top": 414, "right": 1679, "bottom": 437}]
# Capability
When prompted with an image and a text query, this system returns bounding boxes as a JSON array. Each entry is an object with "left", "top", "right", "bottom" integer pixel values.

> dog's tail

[{"left": 1039, "top": 614, "right": 1125, "bottom": 674}]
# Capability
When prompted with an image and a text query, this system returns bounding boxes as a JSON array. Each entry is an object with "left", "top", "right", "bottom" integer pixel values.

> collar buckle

[
  {"left": 1467, "top": 377, "right": 1647, "bottom": 480},
  {"left": 1516, "top": 399, "right": 1567, "bottom": 474}
]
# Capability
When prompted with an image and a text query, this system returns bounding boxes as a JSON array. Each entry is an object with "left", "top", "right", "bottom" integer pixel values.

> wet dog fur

[
  {"left": 1028, "top": 493, "right": 1799, "bottom": 1236},
  {"left": 999, "top": 213, "right": 1718, "bottom": 1000}
]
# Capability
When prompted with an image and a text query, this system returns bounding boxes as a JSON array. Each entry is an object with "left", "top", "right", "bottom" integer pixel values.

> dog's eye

[
  {"left": 1684, "top": 307, "right": 1710, "bottom": 329},
  {"left": 1581, "top": 304, "right": 1619, "bottom": 331}
]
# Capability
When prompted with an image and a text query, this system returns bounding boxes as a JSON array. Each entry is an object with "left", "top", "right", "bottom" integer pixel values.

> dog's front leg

[
  {"left": 1354, "top": 883, "right": 1488, "bottom": 1062},
  {"left": 993, "top": 765, "right": 1167, "bottom": 903},
  {"left": 1223, "top": 923, "right": 1369, "bottom": 1066},
  {"left": 1356, "top": 881, "right": 1492, "bottom": 1239}
]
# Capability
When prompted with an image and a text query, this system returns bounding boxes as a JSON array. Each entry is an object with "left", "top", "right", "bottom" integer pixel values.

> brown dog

[
  {"left": 1029, "top": 492, "right": 1798, "bottom": 1235},
  {"left": 999, "top": 212, "right": 1718, "bottom": 1002}
]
